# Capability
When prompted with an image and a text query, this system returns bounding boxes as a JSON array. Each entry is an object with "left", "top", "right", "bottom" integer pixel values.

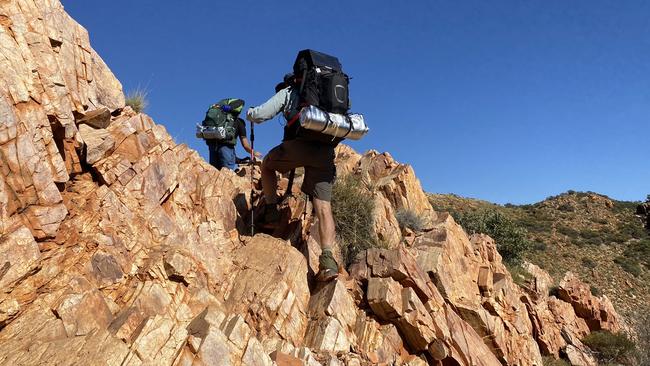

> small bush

[
  {"left": 557, "top": 226, "right": 580, "bottom": 239},
  {"left": 548, "top": 286, "right": 560, "bottom": 298},
  {"left": 507, "top": 263, "right": 533, "bottom": 287},
  {"left": 125, "top": 88, "right": 149, "bottom": 113},
  {"left": 332, "top": 175, "right": 378, "bottom": 267},
  {"left": 623, "top": 239, "right": 650, "bottom": 268},
  {"left": 635, "top": 307, "right": 650, "bottom": 365},
  {"left": 585, "top": 236, "right": 603, "bottom": 245},
  {"left": 395, "top": 209, "right": 425, "bottom": 233},
  {"left": 590, "top": 285, "right": 601, "bottom": 296},
  {"left": 517, "top": 215, "right": 553, "bottom": 233},
  {"left": 455, "top": 210, "right": 530, "bottom": 264},
  {"left": 594, "top": 217, "right": 609, "bottom": 225},
  {"left": 542, "top": 356, "right": 570, "bottom": 366},
  {"left": 614, "top": 256, "right": 642, "bottom": 277},
  {"left": 580, "top": 229, "right": 603, "bottom": 244},
  {"left": 558, "top": 203, "right": 575, "bottom": 212},
  {"left": 532, "top": 241, "right": 548, "bottom": 251},
  {"left": 582, "top": 331, "right": 635, "bottom": 364},
  {"left": 618, "top": 221, "right": 647, "bottom": 240},
  {"left": 581, "top": 257, "right": 597, "bottom": 269}
]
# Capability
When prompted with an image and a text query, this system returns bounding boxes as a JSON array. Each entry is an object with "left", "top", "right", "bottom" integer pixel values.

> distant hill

[{"left": 428, "top": 191, "right": 650, "bottom": 321}]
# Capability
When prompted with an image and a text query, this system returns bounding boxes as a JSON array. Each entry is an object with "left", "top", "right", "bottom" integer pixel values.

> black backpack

[{"left": 285, "top": 50, "right": 350, "bottom": 144}]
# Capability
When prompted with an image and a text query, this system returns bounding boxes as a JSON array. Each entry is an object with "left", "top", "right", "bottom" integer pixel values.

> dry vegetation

[
  {"left": 125, "top": 88, "right": 149, "bottom": 113},
  {"left": 331, "top": 175, "right": 379, "bottom": 266},
  {"left": 428, "top": 191, "right": 649, "bottom": 323}
]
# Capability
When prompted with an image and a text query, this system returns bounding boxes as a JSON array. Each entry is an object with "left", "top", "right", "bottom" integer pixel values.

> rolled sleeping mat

[
  {"left": 298, "top": 105, "right": 369, "bottom": 140},
  {"left": 196, "top": 124, "right": 228, "bottom": 140}
]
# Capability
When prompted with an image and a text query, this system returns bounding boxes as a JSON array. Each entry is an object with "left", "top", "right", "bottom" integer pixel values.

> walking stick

[{"left": 250, "top": 120, "right": 255, "bottom": 236}]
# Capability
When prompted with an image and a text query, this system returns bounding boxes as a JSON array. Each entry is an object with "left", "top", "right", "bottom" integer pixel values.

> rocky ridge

[
  {"left": 0, "top": 1, "right": 624, "bottom": 365},
  {"left": 428, "top": 191, "right": 650, "bottom": 321}
]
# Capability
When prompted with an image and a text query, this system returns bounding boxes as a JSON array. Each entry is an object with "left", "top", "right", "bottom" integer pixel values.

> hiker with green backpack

[
  {"left": 246, "top": 50, "right": 368, "bottom": 282},
  {"left": 196, "top": 98, "right": 261, "bottom": 170}
]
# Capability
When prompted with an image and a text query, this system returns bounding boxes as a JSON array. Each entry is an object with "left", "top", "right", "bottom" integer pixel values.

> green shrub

[
  {"left": 580, "top": 229, "right": 602, "bottom": 241},
  {"left": 581, "top": 257, "right": 597, "bottom": 269},
  {"left": 542, "top": 356, "right": 570, "bottom": 366},
  {"left": 395, "top": 208, "right": 425, "bottom": 233},
  {"left": 613, "top": 200, "right": 642, "bottom": 215},
  {"left": 125, "top": 88, "right": 149, "bottom": 113},
  {"left": 594, "top": 217, "right": 609, "bottom": 225},
  {"left": 516, "top": 215, "right": 553, "bottom": 233},
  {"left": 590, "top": 285, "right": 601, "bottom": 296},
  {"left": 332, "top": 175, "right": 378, "bottom": 266},
  {"left": 614, "top": 256, "right": 642, "bottom": 277},
  {"left": 507, "top": 263, "right": 533, "bottom": 287},
  {"left": 582, "top": 331, "right": 635, "bottom": 363},
  {"left": 532, "top": 241, "right": 548, "bottom": 251},
  {"left": 623, "top": 239, "right": 650, "bottom": 267},
  {"left": 548, "top": 286, "right": 560, "bottom": 298},
  {"left": 455, "top": 210, "right": 530, "bottom": 264},
  {"left": 635, "top": 307, "right": 650, "bottom": 365},
  {"left": 557, "top": 203, "right": 575, "bottom": 212},
  {"left": 618, "top": 221, "right": 647, "bottom": 240},
  {"left": 557, "top": 226, "right": 580, "bottom": 239}
]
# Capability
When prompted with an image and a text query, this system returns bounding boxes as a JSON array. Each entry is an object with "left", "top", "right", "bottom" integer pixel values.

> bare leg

[
  {"left": 261, "top": 161, "right": 278, "bottom": 205},
  {"left": 312, "top": 198, "right": 335, "bottom": 251}
]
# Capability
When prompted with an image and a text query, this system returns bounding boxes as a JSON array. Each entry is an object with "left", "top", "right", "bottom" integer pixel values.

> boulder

[
  {"left": 559, "top": 272, "right": 622, "bottom": 332},
  {"left": 0, "top": 226, "right": 41, "bottom": 290},
  {"left": 76, "top": 107, "right": 112, "bottom": 129}
]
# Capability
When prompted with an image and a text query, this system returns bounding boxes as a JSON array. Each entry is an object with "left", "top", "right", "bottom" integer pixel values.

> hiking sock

[
  {"left": 318, "top": 249, "right": 338, "bottom": 272},
  {"left": 263, "top": 203, "right": 280, "bottom": 224}
]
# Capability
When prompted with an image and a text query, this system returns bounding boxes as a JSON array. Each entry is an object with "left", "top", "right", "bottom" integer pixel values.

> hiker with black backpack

[
  {"left": 246, "top": 50, "right": 368, "bottom": 282},
  {"left": 196, "top": 98, "right": 261, "bottom": 170}
]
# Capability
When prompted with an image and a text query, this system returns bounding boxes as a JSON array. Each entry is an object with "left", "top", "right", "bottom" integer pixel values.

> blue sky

[{"left": 62, "top": 0, "right": 650, "bottom": 204}]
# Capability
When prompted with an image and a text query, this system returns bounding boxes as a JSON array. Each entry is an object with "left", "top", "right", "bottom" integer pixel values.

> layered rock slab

[{"left": 0, "top": 1, "right": 629, "bottom": 365}]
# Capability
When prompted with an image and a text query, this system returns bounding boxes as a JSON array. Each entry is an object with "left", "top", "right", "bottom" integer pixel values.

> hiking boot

[
  {"left": 259, "top": 203, "right": 281, "bottom": 227},
  {"left": 317, "top": 249, "right": 339, "bottom": 282}
]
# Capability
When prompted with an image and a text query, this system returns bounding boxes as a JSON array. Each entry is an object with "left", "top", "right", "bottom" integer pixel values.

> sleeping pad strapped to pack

[{"left": 286, "top": 49, "right": 368, "bottom": 144}]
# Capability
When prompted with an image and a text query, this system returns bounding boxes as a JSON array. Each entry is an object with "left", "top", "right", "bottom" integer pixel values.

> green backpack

[{"left": 198, "top": 98, "right": 245, "bottom": 144}]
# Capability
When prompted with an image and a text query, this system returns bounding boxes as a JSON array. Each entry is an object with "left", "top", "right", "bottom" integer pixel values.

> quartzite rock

[
  {"left": 0, "top": 1, "right": 626, "bottom": 365},
  {"left": 559, "top": 272, "right": 622, "bottom": 332},
  {"left": 0, "top": 226, "right": 41, "bottom": 290},
  {"left": 76, "top": 107, "right": 112, "bottom": 129}
]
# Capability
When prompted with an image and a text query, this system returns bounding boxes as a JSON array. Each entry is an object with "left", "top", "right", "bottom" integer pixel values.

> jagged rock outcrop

[
  {"left": 335, "top": 148, "right": 437, "bottom": 246},
  {"left": 0, "top": 1, "right": 626, "bottom": 365},
  {"left": 410, "top": 225, "right": 542, "bottom": 365},
  {"left": 557, "top": 272, "right": 622, "bottom": 333},
  {"left": 520, "top": 263, "right": 596, "bottom": 366}
]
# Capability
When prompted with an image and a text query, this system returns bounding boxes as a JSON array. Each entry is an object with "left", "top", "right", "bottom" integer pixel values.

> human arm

[
  {"left": 237, "top": 118, "right": 261, "bottom": 159},
  {"left": 239, "top": 136, "right": 262, "bottom": 159},
  {"left": 246, "top": 88, "right": 290, "bottom": 123}
]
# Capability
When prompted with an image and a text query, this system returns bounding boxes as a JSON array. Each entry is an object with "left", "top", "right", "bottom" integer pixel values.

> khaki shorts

[{"left": 263, "top": 139, "right": 336, "bottom": 201}]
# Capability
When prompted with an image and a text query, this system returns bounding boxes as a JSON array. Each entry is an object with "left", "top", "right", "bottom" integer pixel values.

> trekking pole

[{"left": 250, "top": 120, "right": 255, "bottom": 236}]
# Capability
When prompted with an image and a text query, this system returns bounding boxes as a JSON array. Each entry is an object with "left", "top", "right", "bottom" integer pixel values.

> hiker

[
  {"left": 247, "top": 50, "right": 368, "bottom": 281},
  {"left": 206, "top": 117, "right": 260, "bottom": 171},
  {"left": 197, "top": 98, "right": 261, "bottom": 171},
  {"left": 247, "top": 78, "right": 339, "bottom": 281},
  {"left": 246, "top": 74, "right": 342, "bottom": 282}
]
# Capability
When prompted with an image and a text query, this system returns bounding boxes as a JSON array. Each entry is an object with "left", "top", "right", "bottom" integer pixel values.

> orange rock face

[{"left": 0, "top": 1, "right": 625, "bottom": 365}]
